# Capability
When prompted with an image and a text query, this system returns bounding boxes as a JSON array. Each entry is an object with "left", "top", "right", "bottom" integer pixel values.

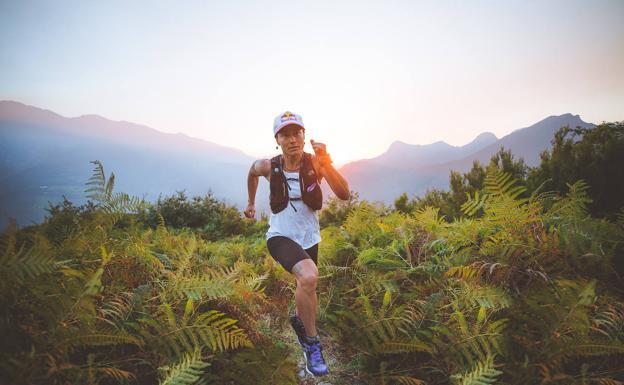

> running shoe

[{"left": 302, "top": 337, "right": 329, "bottom": 377}]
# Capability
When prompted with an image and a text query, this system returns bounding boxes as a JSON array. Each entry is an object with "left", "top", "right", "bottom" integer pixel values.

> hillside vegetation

[{"left": 1, "top": 122, "right": 623, "bottom": 384}]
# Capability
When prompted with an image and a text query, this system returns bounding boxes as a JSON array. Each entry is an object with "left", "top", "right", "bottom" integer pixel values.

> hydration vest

[{"left": 269, "top": 152, "right": 323, "bottom": 214}]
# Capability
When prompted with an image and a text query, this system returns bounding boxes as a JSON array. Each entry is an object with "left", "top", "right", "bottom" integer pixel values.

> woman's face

[{"left": 275, "top": 124, "right": 305, "bottom": 157}]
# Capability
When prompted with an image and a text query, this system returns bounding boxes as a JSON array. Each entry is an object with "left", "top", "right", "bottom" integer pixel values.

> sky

[{"left": 1, "top": 0, "right": 623, "bottom": 166}]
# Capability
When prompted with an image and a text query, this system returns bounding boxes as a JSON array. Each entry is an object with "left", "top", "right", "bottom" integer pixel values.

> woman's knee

[
  {"left": 299, "top": 273, "right": 317, "bottom": 289},
  {"left": 292, "top": 260, "right": 318, "bottom": 289}
]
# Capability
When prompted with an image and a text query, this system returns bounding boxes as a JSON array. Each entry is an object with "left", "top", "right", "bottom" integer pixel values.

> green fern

[
  {"left": 446, "top": 264, "right": 483, "bottom": 281},
  {"left": 461, "top": 190, "right": 488, "bottom": 217},
  {"left": 330, "top": 289, "right": 430, "bottom": 360},
  {"left": 0, "top": 239, "right": 59, "bottom": 284},
  {"left": 159, "top": 348, "right": 210, "bottom": 385},
  {"left": 157, "top": 211, "right": 167, "bottom": 232},
  {"left": 64, "top": 330, "right": 144, "bottom": 347},
  {"left": 243, "top": 272, "right": 268, "bottom": 292},
  {"left": 141, "top": 302, "right": 252, "bottom": 360},
  {"left": 547, "top": 179, "right": 592, "bottom": 221},
  {"left": 450, "top": 354, "right": 503, "bottom": 385},
  {"left": 356, "top": 246, "right": 409, "bottom": 270},
  {"left": 553, "top": 341, "right": 624, "bottom": 358},
  {"left": 164, "top": 262, "right": 244, "bottom": 302},
  {"left": 484, "top": 170, "right": 527, "bottom": 199},
  {"left": 376, "top": 339, "right": 432, "bottom": 354},
  {"left": 83, "top": 160, "right": 148, "bottom": 226},
  {"left": 592, "top": 303, "right": 624, "bottom": 339},
  {"left": 168, "top": 273, "right": 236, "bottom": 301},
  {"left": 429, "top": 304, "right": 507, "bottom": 372},
  {"left": 98, "top": 291, "right": 139, "bottom": 328},
  {"left": 97, "top": 367, "right": 136, "bottom": 383},
  {"left": 413, "top": 206, "right": 446, "bottom": 232},
  {"left": 84, "top": 160, "right": 110, "bottom": 202},
  {"left": 461, "top": 169, "right": 529, "bottom": 219},
  {"left": 451, "top": 281, "right": 512, "bottom": 311}
]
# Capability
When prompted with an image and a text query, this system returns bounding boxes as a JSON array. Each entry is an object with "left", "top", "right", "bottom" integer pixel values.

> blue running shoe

[
  {"left": 289, "top": 313, "right": 307, "bottom": 347},
  {"left": 302, "top": 337, "right": 329, "bottom": 377}
]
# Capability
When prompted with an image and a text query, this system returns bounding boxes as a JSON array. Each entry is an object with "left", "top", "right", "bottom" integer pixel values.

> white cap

[{"left": 273, "top": 111, "right": 305, "bottom": 136}]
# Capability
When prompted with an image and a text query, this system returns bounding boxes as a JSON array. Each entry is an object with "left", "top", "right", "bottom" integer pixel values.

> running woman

[{"left": 244, "top": 111, "right": 350, "bottom": 377}]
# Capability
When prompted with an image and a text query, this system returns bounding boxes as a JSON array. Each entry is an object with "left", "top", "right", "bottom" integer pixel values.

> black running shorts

[{"left": 266, "top": 236, "right": 318, "bottom": 273}]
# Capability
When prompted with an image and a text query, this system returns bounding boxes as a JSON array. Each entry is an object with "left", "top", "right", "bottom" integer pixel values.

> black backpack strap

[
  {"left": 302, "top": 152, "right": 321, "bottom": 184},
  {"left": 270, "top": 155, "right": 297, "bottom": 212},
  {"left": 270, "top": 154, "right": 281, "bottom": 176},
  {"left": 300, "top": 152, "right": 323, "bottom": 211}
]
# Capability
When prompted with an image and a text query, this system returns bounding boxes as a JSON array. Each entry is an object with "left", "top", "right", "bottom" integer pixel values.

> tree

[
  {"left": 136, "top": 190, "right": 253, "bottom": 240},
  {"left": 528, "top": 122, "right": 624, "bottom": 218}
]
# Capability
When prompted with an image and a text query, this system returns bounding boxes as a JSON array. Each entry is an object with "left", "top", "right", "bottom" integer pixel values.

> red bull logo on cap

[{"left": 281, "top": 111, "right": 296, "bottom": 122}]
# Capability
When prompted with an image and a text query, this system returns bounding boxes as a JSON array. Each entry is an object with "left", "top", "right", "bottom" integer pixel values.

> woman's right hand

[{"left": 244, "top": 203, "right": 256, "bottom": 219}]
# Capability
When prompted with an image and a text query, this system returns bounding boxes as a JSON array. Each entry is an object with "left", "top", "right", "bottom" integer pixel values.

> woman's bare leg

[{"left": 291, "top": 259, "right": 318, "bottom": 337}]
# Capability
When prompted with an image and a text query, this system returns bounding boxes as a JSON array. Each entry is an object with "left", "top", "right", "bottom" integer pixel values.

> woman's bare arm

[
  {"left": 245, "top": 159, "right": 270, "bottom": 218},
  {"left": 318, "top": 161, "right": 350, "bottom": 200},
  {"left": 309, "top": 140, "right": 350, "bottom": 200}
]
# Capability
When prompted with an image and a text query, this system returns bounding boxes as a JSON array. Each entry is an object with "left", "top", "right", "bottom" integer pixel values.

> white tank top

[{"left": 266, "top": 170, "right": 321, "bottom": 249}]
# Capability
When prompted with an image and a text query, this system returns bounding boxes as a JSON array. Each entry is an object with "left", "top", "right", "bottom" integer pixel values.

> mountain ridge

[
  {"left": 389, "top": 131, "right": 498, "bottom": 150},
  {"left": 345, "top": 130, "right": 498, "bottom": 171},
  {"left": 0, "top": 100, "right": 252, "bottom": 159},
  {"left": 336, "top": 113, "right": 596, "bottom": 204},
  {"left": 0, "top": 100, "right": 601, "bottom": 230},
  {"left": 0, "top": 100, "right": 260, "bottom": 230}
]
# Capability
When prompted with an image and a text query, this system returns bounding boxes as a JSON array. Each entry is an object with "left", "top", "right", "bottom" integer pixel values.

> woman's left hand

[{"left": 311, "top": 139, "right": 332, "bottom": 166}]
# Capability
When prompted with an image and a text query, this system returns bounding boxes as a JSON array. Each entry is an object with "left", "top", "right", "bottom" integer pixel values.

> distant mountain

[
  {"left": 444, "top": 114, "right": 592, "bottom": 170},
  {"left": 0, "top": 100, "right": 253, "bottom": 163},
  {"left": 0, "top": 101, "right": 599, "bottom": 230},
  {"left": 0, "top": 100, "right": 264, "bottom": 230},
  {"left": 338, "top": 114, "right": 596, "bottom": 204},
  {"left": 368, "top": 132, "right": 498, "bottom": 169}
]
